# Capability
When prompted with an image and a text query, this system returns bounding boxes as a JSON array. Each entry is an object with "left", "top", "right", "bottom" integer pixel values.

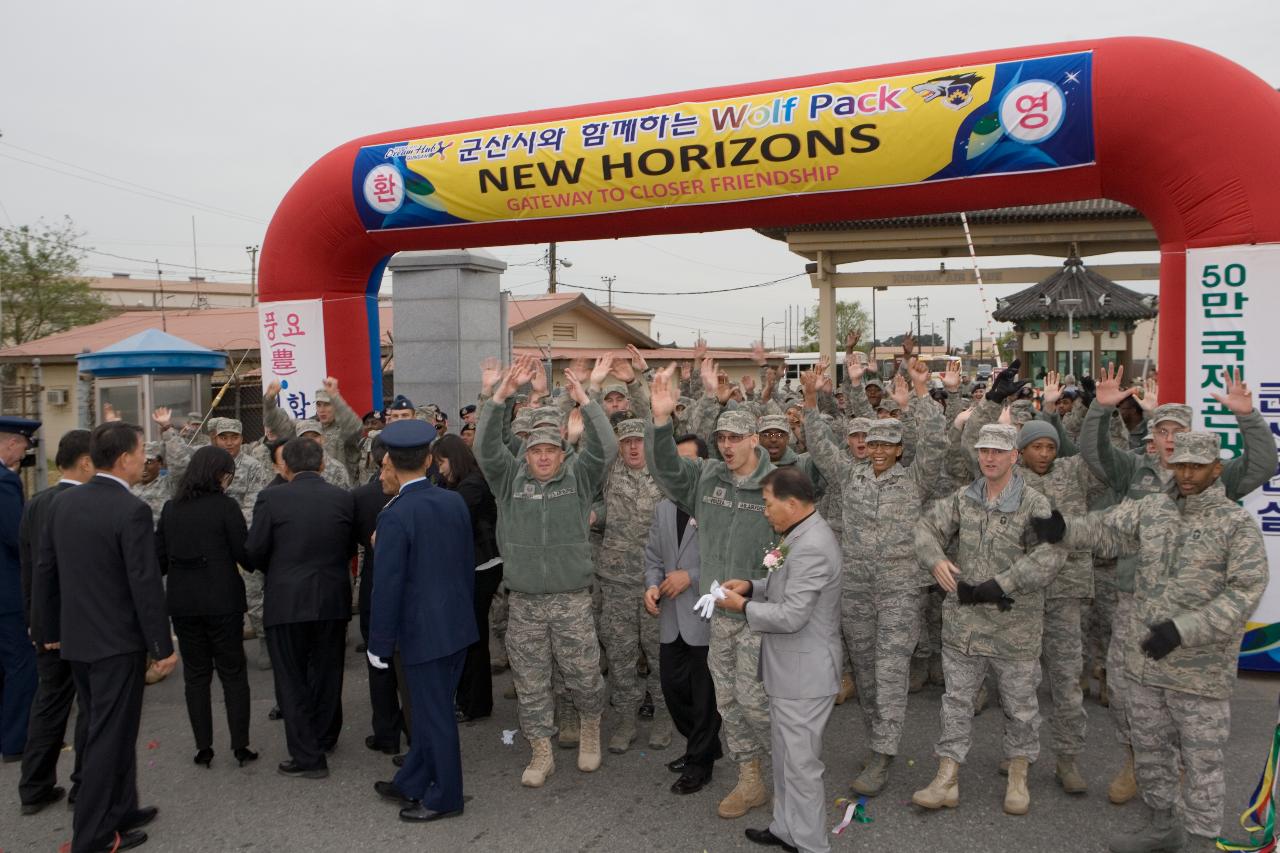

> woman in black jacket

[
  {"left": 156, "top": 445, "right": 258, "bottom": 767},
  {"left": 431, "top": 433, "right": 502, "bottom": 721}
]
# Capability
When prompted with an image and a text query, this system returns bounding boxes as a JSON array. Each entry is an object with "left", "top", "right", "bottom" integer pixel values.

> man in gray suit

[
  {"left": 718, "top": 466, "right": 843, "bottom": 853},
  {"left": 644, "top": 434, "right": 722, "bottom": 796}
]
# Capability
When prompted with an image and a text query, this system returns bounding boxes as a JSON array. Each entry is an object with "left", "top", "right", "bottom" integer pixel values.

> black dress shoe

[
  {"left": 356, "top": 642, "right": 368, "bottom": 653},
  {"left": 365, "top": 735, "right": 397, "bottom": 755},
  {"left": 194, "top": 748, "right": 214, "bottom": 768},
  {"left": 399, "top": 802, "right": 463, "bottom": 822},
  {"left": 277, "top": 760, "right": 329, "bottom": 779},
  {"left": 268, "top": 706, "right": 283, "bottom": 721},
  {"left": 119, "top": 805, "right": 158, "bottom": 831},
  {"left": 234, "top": 747, "right": 259, "bottom": 767},
  {"left": 670, "top": 768, "right": 711, "bottom": 795},
  {"left": 20, "top": 785, "right": 65, "bottom": 815},
  {"left": 374, "top": 780, "right": 413, "bottom": 804},
  {"left": 1, "top": 753, "right": 20, "bottom": 763},
  {"left": 392, "top": 754, "right": 405, "bottom": 768},
  {"left": 455, "top": 709, "right": 490, "bottom": 724},
  {"left": 744, "top": 828, "right": 797, "bottom": 852},
  {"left": 89, "top": 830, "right": 148, "bottom": 852},
  {"left": 666, "top": 755, "right": 689, "bottom": 773}
]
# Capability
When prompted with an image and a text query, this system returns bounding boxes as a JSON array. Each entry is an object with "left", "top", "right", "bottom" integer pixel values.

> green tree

[
  {"left": 0, "top": 218, "right": 110, "bottom": 346},
  {"left": 799, "top": 299, "right": 869, "bottom": 352}
]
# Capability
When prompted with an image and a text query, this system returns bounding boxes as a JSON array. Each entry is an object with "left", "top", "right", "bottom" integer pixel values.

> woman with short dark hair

[
  {"left": 432, "top": 434, "right": 502, "bottom": 721},
  {"left": 156, "top": 445, "right": 258, "bottom": 768}
]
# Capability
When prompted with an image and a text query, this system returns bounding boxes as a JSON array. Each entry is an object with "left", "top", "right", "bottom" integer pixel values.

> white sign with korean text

[
  {"left": 258, "top": 299, "right": 327, "bottom": 421},
  {"left": 1185, "top": 243, "right": 1280, "bottom": 627}
]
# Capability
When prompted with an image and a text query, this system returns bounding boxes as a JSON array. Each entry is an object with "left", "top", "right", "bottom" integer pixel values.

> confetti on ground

[
  {"left": 147, "top": 740, "right": 159, "bottom": 750},
  {"left": 501, "top": 729, "right": 517, "bottom": 746}
]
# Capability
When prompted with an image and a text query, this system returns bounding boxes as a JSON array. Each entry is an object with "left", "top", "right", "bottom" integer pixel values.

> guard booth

[{"left": 77, "top": 329, "right": 227, "bottom": 442}]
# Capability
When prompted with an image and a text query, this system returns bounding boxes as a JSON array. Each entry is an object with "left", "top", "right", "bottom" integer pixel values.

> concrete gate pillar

[{"left": 388, "top": 249, "right": 507, "bottom": 427}]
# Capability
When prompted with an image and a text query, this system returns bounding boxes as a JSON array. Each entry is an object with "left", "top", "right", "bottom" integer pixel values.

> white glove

[
  {"left": 367, "top": 649, "right": 389, "bottom": 670},
  {"left": 692, "top": 579, "right": 726, "bottom": 621}
]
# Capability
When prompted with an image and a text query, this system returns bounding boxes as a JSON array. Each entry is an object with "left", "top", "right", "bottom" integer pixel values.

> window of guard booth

[
  {"left": 152, "top": 377, "right": 196, "bottom": 424},
  {"left": 1055, "top": 350, "right": 1093, "bottom": 378},
  {"left": 1025, "top": 351, "right": 1048, "bottom": 384},
  {"left": 97, "top": 379, "right": 142, "bottom": 428},
  {"left": 1099, "top": 350, "right": 1124, "bottom": 373}
]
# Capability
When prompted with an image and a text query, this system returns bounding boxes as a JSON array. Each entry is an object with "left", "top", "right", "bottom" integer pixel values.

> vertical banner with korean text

[
  {"left": 258, "top": 299, "right": 327, "bottom": 421},
  {"left": 1185, "top": 244, "right": 1280, "bottom": 670}
]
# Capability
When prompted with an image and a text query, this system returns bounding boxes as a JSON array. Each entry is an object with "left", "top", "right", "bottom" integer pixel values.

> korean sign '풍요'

[
  {"left": 351, "top": 52, "right": 1094, "bottom": 232},
  {"left": 1185, "top": 243, "right": 1280, "bottom": 668},
  {"left": 258, "top": 299, "right": 327, "bottom": 420}
]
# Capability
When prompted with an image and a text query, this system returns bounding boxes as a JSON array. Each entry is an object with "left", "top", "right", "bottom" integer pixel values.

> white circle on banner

[
  {"left": 363, "top": 164, "right": 404, "bottom": 214},
  {"left": 999, "top": 80, "right": 1066, "bottom": 144}
]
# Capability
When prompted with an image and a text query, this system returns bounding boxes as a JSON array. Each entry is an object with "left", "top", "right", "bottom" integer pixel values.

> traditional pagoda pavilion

[{"left": 991, "top": 252, "right": 1158, "bottom": 380}]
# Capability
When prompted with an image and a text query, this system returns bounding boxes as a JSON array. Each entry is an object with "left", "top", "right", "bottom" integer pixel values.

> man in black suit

[
  {"left": 17, "top": 429, "right": 93, "bottom": 815},
  {"left": 33, "top": 422, "right": 178, "bottom": 853},
  {"left": 1, "top": 416, "right": 41, "bottom": 766},
  {"left": 353, "top": 437, "right": 405, "bottom": 756},
  {"left": 247, "top": 436, "right": 357, "bottom": 779}
]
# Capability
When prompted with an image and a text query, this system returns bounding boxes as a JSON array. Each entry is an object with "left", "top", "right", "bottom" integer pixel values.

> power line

[
  {"left": 0, "top": 226, "right": 254, "bottom": 276},
  {"left": 553, "top": 271, "right": 805, "bottom": 297}
]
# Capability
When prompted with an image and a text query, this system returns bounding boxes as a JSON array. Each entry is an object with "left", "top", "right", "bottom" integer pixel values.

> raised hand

[
  {"left": 528, "top": 358, "right": 549, "bottom": 398},
  {"left": 480, "top": 357, "right": 503, "bottom": 396},
  {"left": 610, "top": 352, "right": 636, "bottom": 384},
  {"left": 715, "top": 369, "right": 733, "bottom": 404},
  {"left": 942, "top": 361, "right": 962, "bottom": 393},
  {"left": 1211, "top": 365, "right": 1254, "bottom": 415},
  {"left": 1041, "top": 370, "right": 1062, "bottom": 406},
  {"left": 799, "top": 367, "right": 820, "bottom": 404},
  {"left": 844, "top": 330, "right": 860, "bottom": 354},
  {"left": 564, "top": 365, "right": 591, "bottom": 406},
  {"left": 323, "top": 376, "right": 340, "bottom": 397},
  {"left": 650, "top": 362, "right": 680, "bottom": 425},
  {"left": 151, "top": 406, "right": 171, "bottom": 429},
  {"left": 740, "top": 373, "right": 756, "bottom": 397},
  {"left": 907, "top": 356, "right": 931, "bottom": 396},
  {"left": 1093, "top": 362, "right": 1134, "bottom": 407},
  {"left": 699, "top": 357, "right": 719, "bottom": 399},
  {"left": 901, "top": 329, "right": 915, "bottom": 358},
  {"left": 751, "top": 340, "right": 768, "bottom": 366},
  {"left": 626, "top": 344, "right": 649, "bottom": 375},
  {"left": 692, "top": 338, "right": 708, "bottom": 364},
  {"left": 1136, "top": 376, "right": 1159, "bottom": 413},
  {"left": 845, "top": 352, "right": 866, "bottom": 385},
  {"left": 890, "top": 373, "right": 910, "bottom": 411},
  {"left": 565, "top": 406, "right": 586, "bottom": 443},
  {"left": 814, "top": 353, "right": 830, "bottom": 378},
  {"left": 103, "top": 402, "right": 121, "bottom": 423},
  {"left": 985, "top": 359, "right": 1030, "bottom": 404},
  {"left": 954, "top": 407, "right": 974, "bottom": 429},
  {"left": 493, "top": 362, "right": 524, "bottom": 403},
  {"left": 998, "top": 405, "right": 1013, "bottom": 426},
  {"left": 589, "top": 353, "right": 615, "bottom": 390},
  {"left": 265, "top": 380, "right": 282, "bottom": 401},
  {"left": 679, "top": 361, "right": 692, "bottom": 382}
]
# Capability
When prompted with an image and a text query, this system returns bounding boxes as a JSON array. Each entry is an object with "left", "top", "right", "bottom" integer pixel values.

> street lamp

[{"left": 1057, "top": 297, "right": 1083, "bottom": 375}]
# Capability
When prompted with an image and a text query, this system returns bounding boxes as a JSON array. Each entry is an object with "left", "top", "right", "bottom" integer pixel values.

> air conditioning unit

[{"left": 45, "top": 388, "right": 69, "bottom": 406}]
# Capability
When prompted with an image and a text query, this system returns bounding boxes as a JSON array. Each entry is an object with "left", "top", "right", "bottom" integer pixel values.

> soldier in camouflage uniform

[
  {"left": 1044, "top": 431, "right": 1269, "bottom": 852},
  {"left": 646, "top": 361, "right": 776, "bottom": 821},
  {"left": 803, "top": 358, "right": 946, "bottom": 796},
  {"left": 1078, "top": 364, "right": 1275, "bottom": 805},
  {"left": 313, "top": 377, "right": 363, "bottom": 482},
  {"left": 295, "top": 421, "right": 352, "bottom": 489},
  {"left": 913, "top": 423, "right": 1066, "bottom": 817},
  {"left": 474, "top": 355, "right": 617, "bottom": 788},
  {"left": 594, "top": 418, "right": 670, "bottom": 754},
  {"left": 131, "top": 441, "right": 171, "bottom": 527}
]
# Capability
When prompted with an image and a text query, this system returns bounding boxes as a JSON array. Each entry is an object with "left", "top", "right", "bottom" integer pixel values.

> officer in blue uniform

[
  {"left": 369, "top": 419, "right": 478, "bottom": 822},
  {"left": 0, "top": 416, "right": 40, "bottom": 762}
]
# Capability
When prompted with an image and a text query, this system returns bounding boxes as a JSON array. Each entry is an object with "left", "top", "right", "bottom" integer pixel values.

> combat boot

[
  {"left": 608, "top": 714, "right": 636, "bottom": 754},
  {"left": 1107, "top": 807, "right": 1184, "bottom": 853},
  {"left": 557, "top": 705, "right": 579, "bottom": 750},
  {"left": 577, "top": 714, "right": 602, "bottom": 772},
  {"left": 912, "top": 757, "right": 959, "bottom": 809},
  {"left": 1108, "top": 746, "right": 1138, "bottom": 804},
  {"left": 717, "top": 759, "right": 768, "bottom": 818},
  {"left": 1055, "top": 755, "right": 1088, "bottom": 794},
  {"left": 521, "top": 737, "right": 555, "bottom": 788},
  {"left": 648, "top": 709, "right": 672, "bottom": 750},
  {"left": 834, "top": 672, "right": 856, "bottom": 705},
  {"left": 851, "top": 751, "right": 894, "bottom": 796},
  {"left": 1004, "top": 757, "right": 1030, "bottom": 815},
  {"left": 928, "top": 653, "right": 944, "bottom": 686},
  {"left": 909, "top": 656, "right": 928, "bottom": 694}
]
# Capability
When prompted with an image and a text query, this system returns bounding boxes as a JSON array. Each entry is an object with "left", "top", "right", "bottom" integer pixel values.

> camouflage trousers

[
  {"left": 1106, "top": 592, "right": 1136, "bottom": 746},
  {"left": 913, "top": 586, "right": 944, "bottom": 660},
  {"left": 597, "top": 580, "right": 665, "bottom": 716},
  {"left": 507, "top": 590, "right": 606, "bottom": 740},
  {"left": 843, "top": 584, "right": 923, "bottom": 755},
  {"left": 1042, "top": 597, "right": 1088, "bottom": 756},
  {"left": 1084, "top": 557, "right": 1118, "bottom": 676},
  {"left": 242, "top": 568, "right": 264, "bottom": 636},
  {"left": 709, "top": 613, "right": 771, "bottom": 764},
  {"left": 937, "top": 647, "right": 1041, "bottom": 764},
  {"left": 490, "top": 582, "right": 509, "bottom": 664},
  {"left": 1128, "top": 681, "right": 1230, "bottom": 838}
]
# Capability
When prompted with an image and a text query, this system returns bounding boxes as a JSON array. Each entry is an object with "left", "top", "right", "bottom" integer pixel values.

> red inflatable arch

[{"left": 259, "top": 37, "right": 1280, "bottom": 412}]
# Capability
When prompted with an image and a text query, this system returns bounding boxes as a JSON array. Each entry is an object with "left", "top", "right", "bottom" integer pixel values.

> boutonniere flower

[{"left": 762, "top": 543, "right": 790, "bottom": 573}]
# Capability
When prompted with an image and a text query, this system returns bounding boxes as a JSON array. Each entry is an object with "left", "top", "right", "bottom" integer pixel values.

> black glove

[
  {"left": 1031, "top": 510, "right": 1066, "bottom": 544},
  {"left": 1141, "top": 621, "right": 1182, "bottom": 661},
  {"left": 964, "top": 579, "right": 1015, "bottom": 611},
  {"left": 956, "top": 581, "right": 975, "bottom": 604},
  {"left": 985, "top": 359, "right": 1030, "bottom": 404},
  {"left": 1079, "top": 375, "right": 1097, "bottom": 407}
]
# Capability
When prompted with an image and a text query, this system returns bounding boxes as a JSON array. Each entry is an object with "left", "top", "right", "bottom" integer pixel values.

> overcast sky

[{"left": 3, "top": 1, "right": 1277, "bottom": 348}]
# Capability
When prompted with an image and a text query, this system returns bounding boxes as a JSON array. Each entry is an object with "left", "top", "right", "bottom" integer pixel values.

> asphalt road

[{"left": 5, "top": 637, "right": 1277, "bottom": 853}]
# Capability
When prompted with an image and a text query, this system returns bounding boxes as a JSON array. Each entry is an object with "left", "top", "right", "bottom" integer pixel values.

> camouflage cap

[
  {"left": 314, "top": 389, "right": 331, "bottom": 404},
  {"left": 214, "top": 417, "right": 243, "bottom": 435},
  {"left": 756, "top": 414, "right": 790, "bottom": 435},
  {"left": 512, "top": 394, "right": 529, "bottom": 405},
  {"left": 525, "top": 426, "right": 564, "bottom": 449},
  {"left": 511, "top": 410, "right": 534, "bottom": 435},
  {"left": 185, "top": 410, "right": 203, "bottom": 421},
  {"left": 975, "top": 423, "right": 1018, "bottom": 451},
  {"left": 295, "top": 419, "right": 322, "bottom": 436},
  {"left": 1008, "top": 399, "right": 1037, "bottom": 425},
  {"left": 616, "top": 418, "right": 644, "bottom": 439},
  {"left": 863, "top": 378, "right": 884, "bottom": 390},
  {"left": 715, "top": 409, "right": 756, "bottom": 436},
  {"left": 144, "top": 441, "right": 163, "bottom": 460},
  {"left": 1168, "top": 431, "right": 1222, "bottom": 465},
  {"left": 528, "top": 407, "right": 561, "bottom": 428},
  {"left": 1151, "top": 403, "right": 1193, "bottom": 430},
  {"left": 866, "top": 418, "right": 904, "bottom": 445},
  {"left": 847, "top": 417, "right": 873, "bottom": 436},
  {"left": 601, "top": 381, "right": 629, "bottom": 399}
]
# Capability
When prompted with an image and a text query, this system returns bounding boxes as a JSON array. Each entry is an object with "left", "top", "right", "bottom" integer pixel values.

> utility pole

[
  {"left": 547, "top": 242, "right": 558, "bottom": 294},
  {"left": 156, "top": 260, "right": 167, "bottom": 332},
  {"left": 245, "top": 244, "right": 260, "bottom": 307},
  {"left": 601, "top": 275, "right": 616, "bottom": 311},
  {"left": 945, "top": 317, "right": 955, "bottom": 355},
  {"left": 977, "top": 327, "right": 985, "bottom": 362},
  {"left": 906, "top": 296, "right": 929, "bottom": 338}
]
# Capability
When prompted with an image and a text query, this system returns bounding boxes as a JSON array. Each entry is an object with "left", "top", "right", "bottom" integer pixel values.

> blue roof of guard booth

[{"left": 76, "top": 328, "right": 228, "bottom": 376}]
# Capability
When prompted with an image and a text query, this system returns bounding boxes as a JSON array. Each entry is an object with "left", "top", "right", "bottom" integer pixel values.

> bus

[{"left": 783, "top": 352, "right": 963, "bottom": 383}]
